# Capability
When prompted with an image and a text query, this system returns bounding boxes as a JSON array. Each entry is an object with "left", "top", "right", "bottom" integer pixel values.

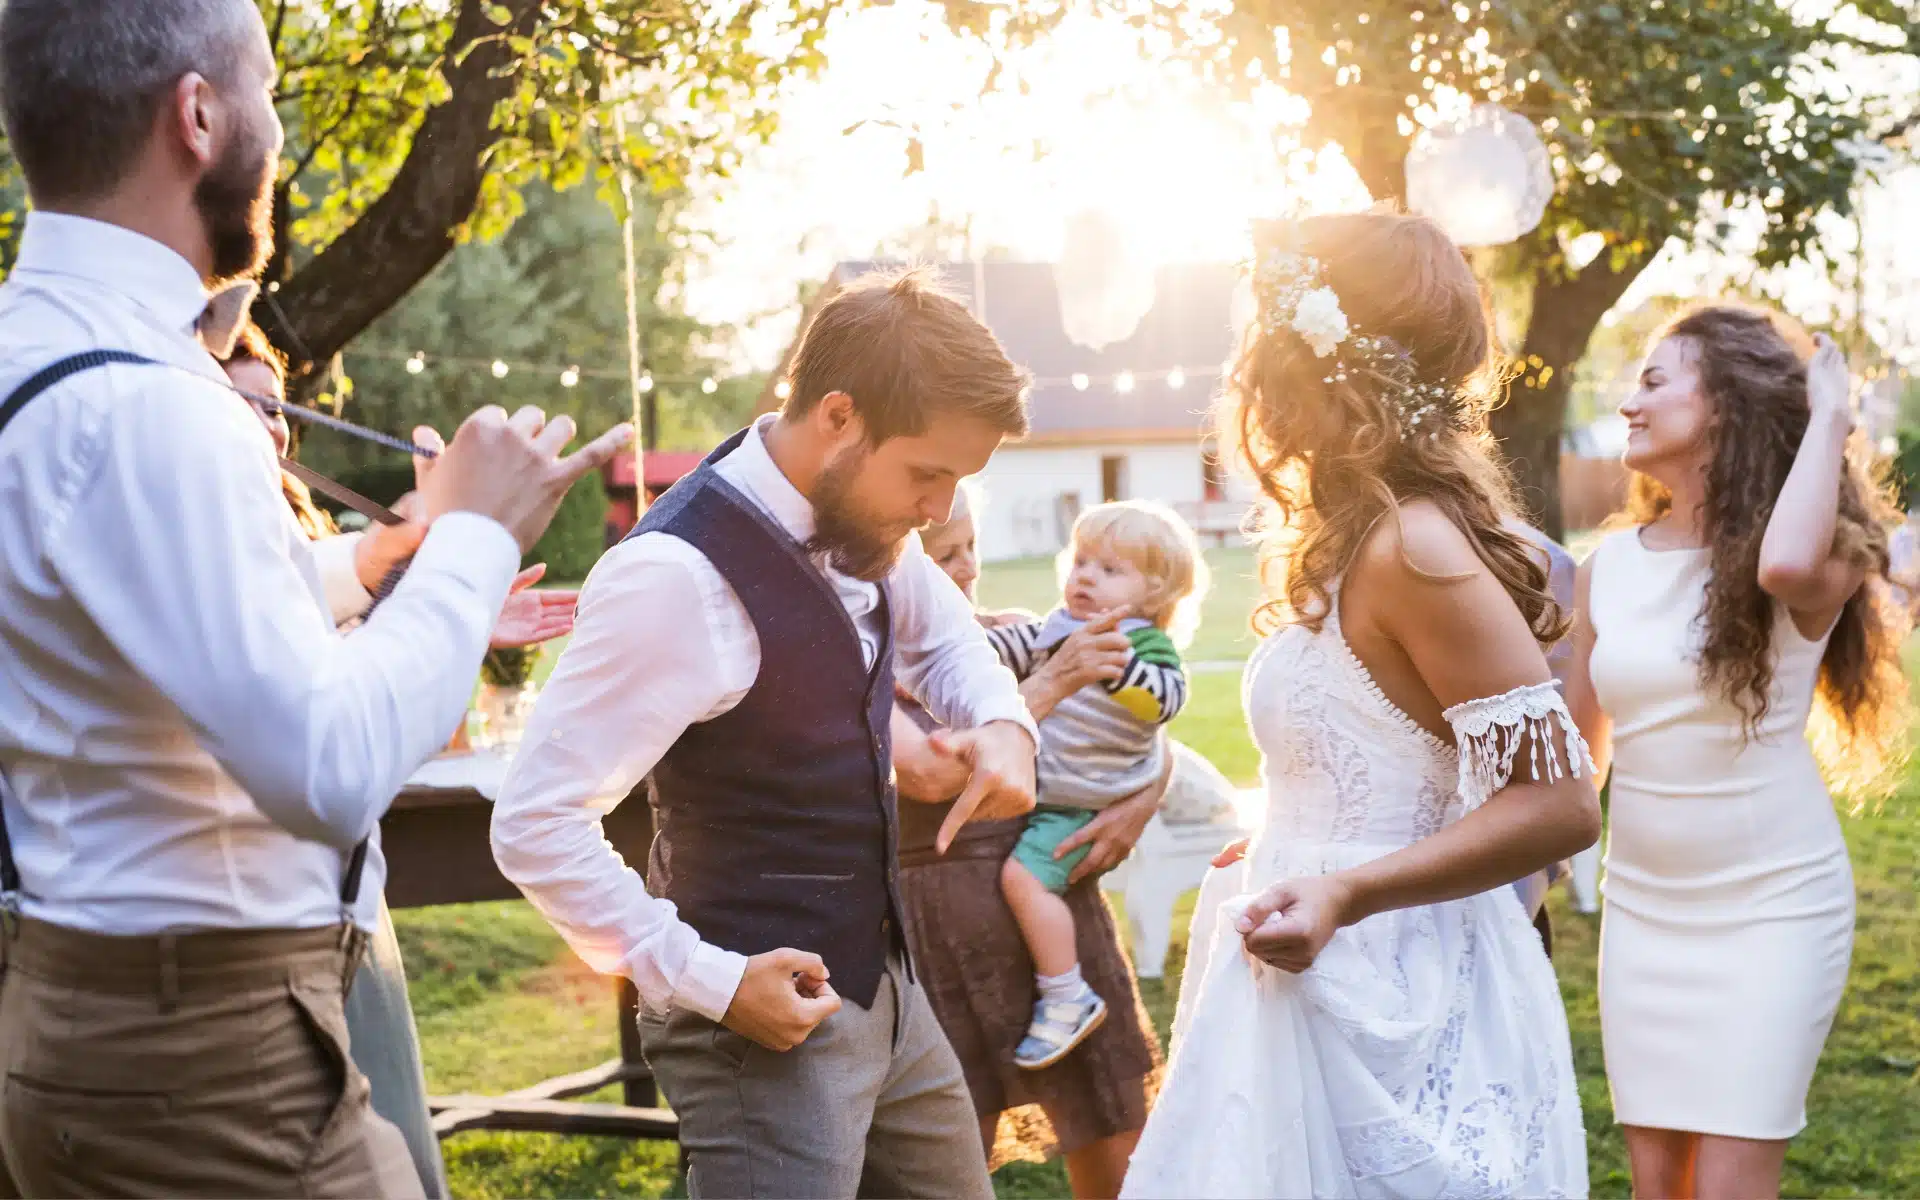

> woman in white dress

[
  {"left": 1123, "top": 212, "right": 1600, "bottom": 1199},
  {"left": 1564, "top": 307, "right": 1909, "bottom": 1199}
]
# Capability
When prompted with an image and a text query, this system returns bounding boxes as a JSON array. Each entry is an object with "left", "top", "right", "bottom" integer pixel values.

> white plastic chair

[{"left": 1101, "top": 743, "right": 1250, "bottom": 978}]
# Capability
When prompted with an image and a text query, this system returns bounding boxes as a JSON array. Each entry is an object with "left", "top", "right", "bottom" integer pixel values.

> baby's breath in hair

[{"left": 1255, "top": 248, "right": 1460, "bottom": 444}]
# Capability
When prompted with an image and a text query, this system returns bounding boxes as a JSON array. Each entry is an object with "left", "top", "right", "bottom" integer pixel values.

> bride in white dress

[{"left": 1122, "top": 213, "right": 1600, "bottom": 1199}]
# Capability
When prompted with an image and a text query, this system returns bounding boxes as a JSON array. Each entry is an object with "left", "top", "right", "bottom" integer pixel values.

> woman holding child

[
  {"left": 893, "top": 485, "right": 1182, "bottom": 1199},
  {"left": 1122, "top": 212, "right": 1600, "bottom": 1198}
]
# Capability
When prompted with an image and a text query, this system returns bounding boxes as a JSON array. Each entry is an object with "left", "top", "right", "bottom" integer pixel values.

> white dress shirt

[
  {"left": 492, "top": 416, "right": 1036, "bottom": 1020},
  {"left": 312, "top": 532, "right": 377, "bottom": 625},
  {"left": 0, "top": 212, "right": 520, "bottom": 934}
]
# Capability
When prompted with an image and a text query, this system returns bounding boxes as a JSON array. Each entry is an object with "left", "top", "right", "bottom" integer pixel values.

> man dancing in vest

[{"left": 493, "top": 269, "right": 1040, "bottom": 1199}]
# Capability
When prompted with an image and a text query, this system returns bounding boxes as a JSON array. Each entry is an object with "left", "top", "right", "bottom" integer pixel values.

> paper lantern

[
  {"left": 1405, "top": 104, "right": 1553, "bottom": 247},
  {"left": 1054, "top": 208, "right": 1157, "bottom": 351}
]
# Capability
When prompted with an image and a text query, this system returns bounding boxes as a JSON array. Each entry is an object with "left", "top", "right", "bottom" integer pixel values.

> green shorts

[{"left": 1010, "top": 805, "right": 1098, "bottom": 895}]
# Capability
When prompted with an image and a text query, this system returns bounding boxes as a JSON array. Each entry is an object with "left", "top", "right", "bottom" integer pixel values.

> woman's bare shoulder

[{"left": 1352, "top": 498, "right": 1486, "bottom": 591}]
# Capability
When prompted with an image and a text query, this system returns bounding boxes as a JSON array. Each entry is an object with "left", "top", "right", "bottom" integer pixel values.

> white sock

[{"left": 1036, "top": 965, "right": 1087, "bottom": 1004}]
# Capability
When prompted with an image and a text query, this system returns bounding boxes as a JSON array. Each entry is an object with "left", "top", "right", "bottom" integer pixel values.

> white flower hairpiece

[
  {"left": 1290, "top": 287, "right": 1349, "bottom": 358},
  {"left": 1255, "top": 251, "right": 1350, "bottom": 358},
  {"left": 1252, "top": 245, "right": 1457, "bottom": 441}
]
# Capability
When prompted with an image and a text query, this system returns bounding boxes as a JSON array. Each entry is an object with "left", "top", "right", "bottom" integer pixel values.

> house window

[
  {"left": 1202, "top": 448, "right": 1228, "bottom": 502},
  {"left": 1100, "top": 455, "right": 1126, "bottom": 503}
]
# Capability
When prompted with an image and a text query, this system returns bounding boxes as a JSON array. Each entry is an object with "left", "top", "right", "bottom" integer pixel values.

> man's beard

[
  {"left": 194, "top": 122, "right": 275, "bottom": 282},
  {"left": 806, "top": 444, "right": 913, "bottom": 583}
]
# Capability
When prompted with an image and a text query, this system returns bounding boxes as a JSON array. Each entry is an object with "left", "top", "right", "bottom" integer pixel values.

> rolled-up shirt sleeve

[
  {"left": 490, "top": 537, "right": 750, "bottom": 1020},
  {"left": 44, "top": 376, "right": 518, "bottom": 850},
  {"left": 891, "top": 535, "right": 1037, "bottom": 740}
]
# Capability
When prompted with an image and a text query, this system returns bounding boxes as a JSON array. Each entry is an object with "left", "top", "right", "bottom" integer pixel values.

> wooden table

[{"left": 380, "top": 762, "right": 678, "bottom": 1144}]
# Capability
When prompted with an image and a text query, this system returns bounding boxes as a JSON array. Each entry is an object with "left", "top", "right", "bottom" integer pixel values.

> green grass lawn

[{"left": 408, "top": 545, "right": 1919, "bottom": 1197}]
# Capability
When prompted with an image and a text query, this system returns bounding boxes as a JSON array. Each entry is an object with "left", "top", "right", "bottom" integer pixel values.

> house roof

[{"left": 764, "top": 260, "right": 1241, "bottom": 444}]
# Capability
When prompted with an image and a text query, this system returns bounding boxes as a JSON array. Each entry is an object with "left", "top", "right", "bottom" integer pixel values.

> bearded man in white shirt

[
  {"left": 492, "top": 269, "right": 1042, "bottom": 1199},
  {"left": 0, "top": 1, "right": 631, "bottom": 1196}
]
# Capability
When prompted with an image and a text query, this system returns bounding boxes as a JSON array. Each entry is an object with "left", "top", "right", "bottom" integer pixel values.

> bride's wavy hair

[
  {"left": 1226, "top": 211, "right": 1564, "bottom": 645},
  {"left": 1615, "top": 305, "right": 1909, "bottom": 792}
]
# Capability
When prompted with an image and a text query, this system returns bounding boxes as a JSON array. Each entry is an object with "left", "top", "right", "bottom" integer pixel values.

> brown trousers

[{"left": 0, "top": 917, "right": 421, "bottom": 1199}]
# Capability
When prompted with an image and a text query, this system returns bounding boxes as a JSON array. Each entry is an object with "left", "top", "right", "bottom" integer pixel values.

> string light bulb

[
  {"left": 405, "top": 354, "right": 426, "bottom": 375},
  {"left": 1115, "top": 370, "right": 1136, "bottom": 394},
  {"left": 560, "top": 366, "right": 580, "bottom": 388},
  {"left": 638, "top": 374, "right": 655, "bottom": 393},
  {"left": 491, "top": 360, "right": 509, "bottom": 379},
  {"left": 701, "top": 377, "right": 718, "bottom": 395},
  {"left": 1071, "top": 373, "right": 1090, "bottom": 391},
  {"left": 1167, "top": 367, "right": 1186, "bottom": 390},
  {"left": 774, "top": 379, "right": 793, "bottom": 400}
]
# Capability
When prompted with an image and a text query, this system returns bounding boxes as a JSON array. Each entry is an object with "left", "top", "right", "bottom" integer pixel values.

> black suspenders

[{"left": 0, "top": 351, "right": 370, "bottom": 921}]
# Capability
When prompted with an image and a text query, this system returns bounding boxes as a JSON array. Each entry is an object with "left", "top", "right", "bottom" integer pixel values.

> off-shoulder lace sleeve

[{"left": 1441, "top": 681, "right": 1592, "bottom": 809}]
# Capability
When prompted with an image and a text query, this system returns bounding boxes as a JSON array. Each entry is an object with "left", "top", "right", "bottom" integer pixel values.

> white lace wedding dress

[{"left": 1123, "top": 593, "right": 1590, "bottom": 1199}]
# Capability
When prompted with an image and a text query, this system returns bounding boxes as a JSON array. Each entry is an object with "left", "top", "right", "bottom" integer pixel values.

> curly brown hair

[
  {"left": 1618, "top": 304, "right": 1909, "bottom": 788},
  {"left": 1226, "top": 211, "right": 1564, "bottom": 646}
]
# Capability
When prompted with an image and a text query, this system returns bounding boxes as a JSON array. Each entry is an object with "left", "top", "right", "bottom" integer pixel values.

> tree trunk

[
  {"left": 1491, "top": 245, "right": 1658, "bottom": 541},
  {"left": 256, "top": 0, "right": 542, "bottom": 389}
]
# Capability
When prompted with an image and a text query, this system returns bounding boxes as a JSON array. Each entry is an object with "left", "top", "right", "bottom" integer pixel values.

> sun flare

[{"left": 677, "top": 3, "right": 1371, "bottom": 364}]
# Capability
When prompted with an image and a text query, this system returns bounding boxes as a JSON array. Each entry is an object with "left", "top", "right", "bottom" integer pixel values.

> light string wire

[{"left": 347, "top": 344, "right": 1225, "bottom": 394}]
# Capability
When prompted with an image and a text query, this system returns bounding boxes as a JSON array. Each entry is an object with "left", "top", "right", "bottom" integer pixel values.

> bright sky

[
  {"left": 673, "top": 3, "right": 1367, "bottom": 367},
  {"left": 671, "top": 1, "right": 1920, "bottom": 374}
]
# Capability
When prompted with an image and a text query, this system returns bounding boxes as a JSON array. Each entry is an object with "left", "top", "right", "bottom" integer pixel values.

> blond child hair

[{"left": 1058, "top": 500, "right": 1211, "bottom": 649}]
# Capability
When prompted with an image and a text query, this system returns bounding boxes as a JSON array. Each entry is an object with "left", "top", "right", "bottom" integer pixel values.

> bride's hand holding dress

[{"left": 1234, "top": 503, "right": 1601, "bottom": 976}]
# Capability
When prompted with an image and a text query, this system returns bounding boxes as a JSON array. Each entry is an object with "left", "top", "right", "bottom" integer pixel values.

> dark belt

[{"left": 0, "top": 915, "right": 369, "bottom": 1004}]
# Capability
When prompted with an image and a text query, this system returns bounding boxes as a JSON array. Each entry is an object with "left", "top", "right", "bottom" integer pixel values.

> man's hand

[
  {"left": 931, "top": 720, "right": 1037, "bottom": 854},
  {"left": 352, "top": 491, "right": 428, "bottom": 591},
  {"left": 490, "top": 564, "right": 578, "bottom": 649},
  {"left": 1234, "top": 875, "right": 1355, "bottom": 974},
  {"left": 416, "top": 408, "right": 635, "bottom": 553},
  {"left": 892, "top": 710, "right": 971, "bottom": 804},
  {"left": 721, "top": 948, "right": 843, "bottom": 1051},
  {"left": 1054, "top": 780, "right": 1157, "bottom": 886}
]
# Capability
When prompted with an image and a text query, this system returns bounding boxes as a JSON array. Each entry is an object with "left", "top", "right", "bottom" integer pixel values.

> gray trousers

[
  {"left": 346, "top": 898, "right": 449, "bottom": 1200},
  {"left": 639, "top": 955, "right": 991, "bottom": 1200}
]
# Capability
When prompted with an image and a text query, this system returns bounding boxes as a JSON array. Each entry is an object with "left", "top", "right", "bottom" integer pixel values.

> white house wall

[{"left": 971, "top": 442, "right": 1254, "bottom": 562}]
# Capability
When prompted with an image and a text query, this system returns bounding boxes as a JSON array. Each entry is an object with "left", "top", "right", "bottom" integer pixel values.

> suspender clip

[{"left": 338, "top": 921, "right": 370, "bottom": 996}]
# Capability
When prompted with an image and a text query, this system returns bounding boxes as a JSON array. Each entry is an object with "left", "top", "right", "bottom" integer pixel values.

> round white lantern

[
  {"left": 1405, "top": 104, "right": 1553, "bottom": 247},
  {"left": 1054, "top": 208, "right": 1158, "bottom": 351}
]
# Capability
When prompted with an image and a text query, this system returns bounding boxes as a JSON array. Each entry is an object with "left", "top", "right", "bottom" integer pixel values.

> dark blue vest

[{"left": 629, "top": 429, "right": 907, "bottom": 1009}]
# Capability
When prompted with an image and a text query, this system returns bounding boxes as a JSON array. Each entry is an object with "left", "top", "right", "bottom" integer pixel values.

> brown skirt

[{"left": 898, "top": 820, "right": 1163, "bottom": 1167}]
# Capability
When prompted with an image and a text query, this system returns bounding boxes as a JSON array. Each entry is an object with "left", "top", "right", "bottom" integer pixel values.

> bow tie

[{"left": 197, "top": 280, "right": 259, "bottom": 359}]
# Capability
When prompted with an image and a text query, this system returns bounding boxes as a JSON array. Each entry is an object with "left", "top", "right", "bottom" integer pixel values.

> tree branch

[
  {"left": 268, "top": 0, "right": 290, "bottom": 62},
  {"left": 284, "top": 87, "right": 365, "bottom": 188},
  {"left": 259, "top": 0, "right": 545, "bottom": 382},
  {"left": 1490, "top": 237, "right": 1667, "bottom": 536},
  {"left": 1520, "top": 241, "right": 1663, "bottom": 367}
]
